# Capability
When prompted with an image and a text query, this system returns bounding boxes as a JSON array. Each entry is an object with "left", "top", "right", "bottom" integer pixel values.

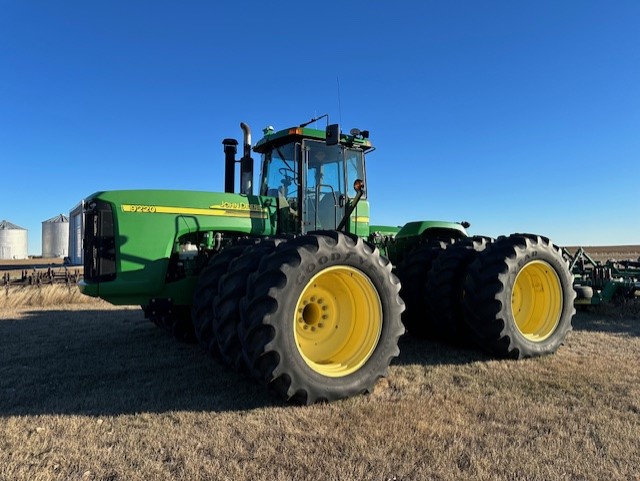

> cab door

[{"left": 301, "top": 140, "right": 347, "bottom": 233}]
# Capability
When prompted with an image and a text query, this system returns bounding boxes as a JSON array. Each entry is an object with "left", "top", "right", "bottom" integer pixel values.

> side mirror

[{"left": 326, "top": 124, "right": 340, "bottom": 146}]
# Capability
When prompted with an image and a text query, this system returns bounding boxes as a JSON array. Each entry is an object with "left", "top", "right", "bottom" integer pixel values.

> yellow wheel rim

[
  {"left": 294, "top": 266, "right": 383, "bottom": 377},
  {"left": 511, "top": 260, "right": 563, "bottom": 341}
]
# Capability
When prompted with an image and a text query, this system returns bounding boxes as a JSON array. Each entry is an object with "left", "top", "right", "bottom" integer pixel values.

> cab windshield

[{"left": 260, "top": 140, "right": 366, "bottom": 233}]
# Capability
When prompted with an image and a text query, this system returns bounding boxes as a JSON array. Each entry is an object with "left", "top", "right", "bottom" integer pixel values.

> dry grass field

[
  {"left": 0, "top": 285, "right": 95, "bottom": 309},
  {"left": 1, "top": 246, "right": 639, "bottom": 480},
  {"left": 1, "top": 287, "right": 639, "bottom": 481},
  {"left": 564, "top": 245, "right": 640, "bottom": 263}
]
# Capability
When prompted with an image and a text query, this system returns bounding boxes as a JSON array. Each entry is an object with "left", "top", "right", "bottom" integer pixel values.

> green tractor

[{"left": 79, "top": 118, "right": 576, "bottom": 404}]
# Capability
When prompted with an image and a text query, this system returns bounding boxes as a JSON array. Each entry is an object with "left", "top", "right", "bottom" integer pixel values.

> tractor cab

[{"left": 254, "top": 121, "right": 373, "bottom": 235}]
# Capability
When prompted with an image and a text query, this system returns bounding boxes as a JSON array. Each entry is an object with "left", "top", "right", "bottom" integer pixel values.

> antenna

[
  {"left": 336, "top": 76, "right": 342, "bottom": 126},
  {"left": 299, "top": 114, "right": 328, "bottom": 128}
]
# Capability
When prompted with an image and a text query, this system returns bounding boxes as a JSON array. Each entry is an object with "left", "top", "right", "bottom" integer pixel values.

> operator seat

[
  {"left": 269, "top": 187, "right": 297, "bottom": 216},
  {"left": 317, "top": 193, "right": 339, "bottom": 230}
]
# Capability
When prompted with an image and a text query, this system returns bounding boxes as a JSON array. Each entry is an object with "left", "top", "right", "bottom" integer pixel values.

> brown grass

[
  {"left": 1, "top": 303, "right": 639, "bottom": 481},
  {"left": 0, "top": 258, "right": 64, "bottom": 266},
  {"left": 0, "top": 284, "right": 102, "bottom": 309}
]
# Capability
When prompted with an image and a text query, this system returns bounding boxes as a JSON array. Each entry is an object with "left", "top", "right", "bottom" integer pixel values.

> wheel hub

[
  {"left": 512, "top": 260, "right": 563, "bottom": 341},
  {"left": 294, "top": 266, "right": 382, "bottom": 377}
]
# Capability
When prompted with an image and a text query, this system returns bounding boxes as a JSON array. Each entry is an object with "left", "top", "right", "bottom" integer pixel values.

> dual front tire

[{"left": 192, "top": 231, "right": 405, "bottom": 404}]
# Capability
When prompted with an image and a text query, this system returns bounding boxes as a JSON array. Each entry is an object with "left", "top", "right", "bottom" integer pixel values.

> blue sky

[{"left": 1, "top": 1, "right": 638, "bottom": 255}]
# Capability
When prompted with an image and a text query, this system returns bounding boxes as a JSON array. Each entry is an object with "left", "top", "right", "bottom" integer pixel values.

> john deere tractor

[{"left": 79, "top": 117, "right": 576, "bottom": 404}]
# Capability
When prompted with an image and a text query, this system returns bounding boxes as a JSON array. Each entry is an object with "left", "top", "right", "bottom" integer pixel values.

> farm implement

[
  {"left": 2, "top": 267, "right": 82, "bottom": 288},
  {"left": 565, "top": 247, "right": 640, "bottom": 305},
  {"left": 78, "top": 118, "right": 576, "bottom": 404}
]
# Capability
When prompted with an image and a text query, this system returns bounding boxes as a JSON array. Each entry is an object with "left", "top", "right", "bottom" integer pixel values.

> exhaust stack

[{"left": 240, "top": 122, "right": 253, "bottom": 195}]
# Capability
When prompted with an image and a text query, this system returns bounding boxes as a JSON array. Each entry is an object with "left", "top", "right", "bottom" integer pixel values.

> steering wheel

[
  {"left": 278, "top": 167, "right": 296, "bottom": 177},
  {"left": 278, "top": 167, "right": 296, "bottom": 187}
]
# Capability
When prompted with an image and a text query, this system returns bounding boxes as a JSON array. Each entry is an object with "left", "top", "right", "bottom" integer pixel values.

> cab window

[
  {"left": 261, "top": 143, "right": 298, "bottom": 203},
  {"left": 345, "top": 148, "right": 366, "bottom": 198}
]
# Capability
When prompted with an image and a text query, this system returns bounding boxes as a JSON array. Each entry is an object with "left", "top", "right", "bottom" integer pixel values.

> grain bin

[
  {"left": 42, "top": 214, "right": 69, "bottom": 258},
  {"left": 0, "top": 220, "right": 29, "bottom": 260}
]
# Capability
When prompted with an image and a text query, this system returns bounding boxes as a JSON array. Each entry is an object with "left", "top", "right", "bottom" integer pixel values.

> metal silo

[
  {"left": 42, "top": 214, "right": 69, "bottom": 258},
  {"left": 0, "top": 220, "right": 29, "bottom": 260}
]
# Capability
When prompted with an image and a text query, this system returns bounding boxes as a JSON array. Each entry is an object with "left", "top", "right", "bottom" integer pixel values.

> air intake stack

[{"left": 222, "top": 138, "right": 238, "bottom": 193}]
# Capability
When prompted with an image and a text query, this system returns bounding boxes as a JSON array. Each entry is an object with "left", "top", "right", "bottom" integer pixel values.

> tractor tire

[
  {"left": 191, "top": 243, "right": 252, "bottom": 355},
  {"left": 396, "top": 239, "right": 454, "bottom": 337},
  {"left": 424, "top": 236, "right": 493, "bottom": 343},
  {"left": 462, "top": 233, "right": 576, "bottom": 359},
  {"left": 239, "top": 230, "right": 405, "bottom": 404},
  {"left": 213, "top": 239, "right": 283, "bottom": 372}
]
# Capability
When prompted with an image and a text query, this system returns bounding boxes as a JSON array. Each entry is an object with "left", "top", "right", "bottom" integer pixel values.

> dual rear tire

[
  {"left": 462, "top": 233, "right": 576, "bottom": 359},
  {"left": 399, "top": 233, "right": 576, "bottom": 359}
]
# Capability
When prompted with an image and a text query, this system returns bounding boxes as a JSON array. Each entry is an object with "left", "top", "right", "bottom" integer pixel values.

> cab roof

[{"left": 253, "top": 125, "right": 374, "bottom": 154}]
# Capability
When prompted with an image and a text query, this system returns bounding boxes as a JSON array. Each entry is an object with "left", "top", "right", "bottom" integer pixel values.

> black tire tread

[
  {"left": 214, "top": 240, "right": 283, "bottom": 371},
  {"left": 425, "top": 236, "right": 494, "bottom": 343},
  {"left": 396, "top": 238, "right": 455, "bottom": 337},
  {"left": 462, "top": 233, "right": 576, "bottom": 359},
  {"left": 239, "top": 230, "right": 405, "bottom": 404},
  {"left": 191, "top": 240, "right": 257, "bottom": 354}
]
